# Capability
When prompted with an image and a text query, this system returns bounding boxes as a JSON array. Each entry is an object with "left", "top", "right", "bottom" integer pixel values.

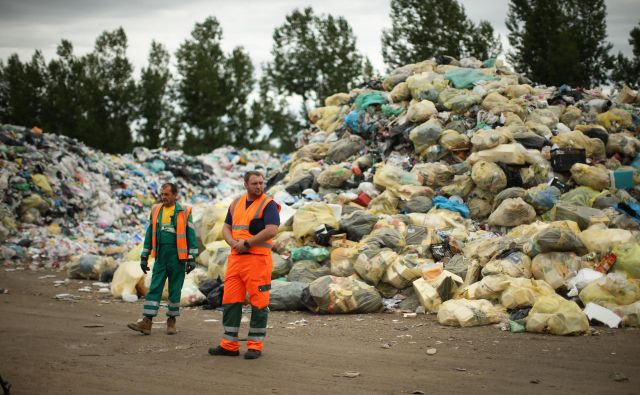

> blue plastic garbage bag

[{"left": 433, "top": 196, "right": 470, "bottom": 218}]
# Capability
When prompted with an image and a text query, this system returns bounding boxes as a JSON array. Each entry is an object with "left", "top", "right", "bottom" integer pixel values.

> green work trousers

[{"left": 142, "top": 231, "right": 185, "bottom": 318}]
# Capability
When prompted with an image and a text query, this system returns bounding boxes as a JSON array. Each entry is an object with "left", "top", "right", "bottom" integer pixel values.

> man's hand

[
  {"left": 140, "top": 257, "right": 150, "bottom": 274},
  {"left": 234, "top": 239, "right": 249, "bottom": 254},
  {"left": 185, "top": 259, "right": 196, "bottom": 274}
]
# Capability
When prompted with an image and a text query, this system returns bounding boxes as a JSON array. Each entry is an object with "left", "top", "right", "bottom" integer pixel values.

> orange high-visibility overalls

[{"left": 219, "top": 193, "right": 279, "bottom": 352}]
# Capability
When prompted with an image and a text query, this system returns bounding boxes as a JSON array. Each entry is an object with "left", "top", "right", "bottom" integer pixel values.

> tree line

[{"left": 0, "top": 0, "right": 638, "bottom": 155}]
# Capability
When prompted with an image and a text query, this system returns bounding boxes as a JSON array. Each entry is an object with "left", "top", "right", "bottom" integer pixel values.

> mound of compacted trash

[{"left": 193, "top": 56, "right": 640, "bottom": 334}]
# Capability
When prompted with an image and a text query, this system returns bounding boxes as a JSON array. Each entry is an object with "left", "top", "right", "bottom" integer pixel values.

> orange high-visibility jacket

[
  {"left": 150, "top": 203, "right": 193, "bottom": 260},
  {"left": 229, "top": 194, "right": 280, "bottom": 255}
]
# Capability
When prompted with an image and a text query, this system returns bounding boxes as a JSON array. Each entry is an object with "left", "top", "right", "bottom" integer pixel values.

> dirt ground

[{"left": 1, "top": 268, "right": 639, "bottom": 395}]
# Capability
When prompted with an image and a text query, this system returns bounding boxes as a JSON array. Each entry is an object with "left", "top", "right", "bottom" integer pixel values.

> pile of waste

[
  {"left": 0, "top": 124, "right": 282, "bottom": 270},
  {"left": 5, "top": 54, "right": 640, "bottom": 336},
  {"left": 187, "top": 57, "right": 640, "bottom": 335}
]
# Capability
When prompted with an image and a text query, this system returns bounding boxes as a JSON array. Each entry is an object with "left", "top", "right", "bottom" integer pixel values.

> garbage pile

[
  {"left": 186, "top": 57, "right": 640, "bottom": 335},
  {"left": 0, "top": 124, "right": 282, "bottom": 270}
]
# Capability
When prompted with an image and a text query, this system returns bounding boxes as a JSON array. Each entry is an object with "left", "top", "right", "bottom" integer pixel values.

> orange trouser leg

[
  {"left": 219, "top": 254, "right": 245, "bottom": 352},
  {"left": 246, "top": 254, "right": 272, "bottom": 351},
  {"left": 219, "top": 253, "right": 272, "bottom": 351}
]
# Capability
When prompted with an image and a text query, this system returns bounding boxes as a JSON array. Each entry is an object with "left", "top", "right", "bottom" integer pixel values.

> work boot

[
  {"left": 208, "top": 345, "right": 239, "bottom": 357},
  {"left": 244, "top": 349, "right": 262, "bottom": 360},
  {"left": 166, "top": 317, "right": 177, "bottom": 335},
  {"left": 127, "top": 316, "right": 152, "bottom": 335}
]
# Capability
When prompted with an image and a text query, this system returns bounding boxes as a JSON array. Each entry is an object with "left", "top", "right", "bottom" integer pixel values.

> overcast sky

[{"left": 0, "top": 0, "right": 638, "bottom": 75}]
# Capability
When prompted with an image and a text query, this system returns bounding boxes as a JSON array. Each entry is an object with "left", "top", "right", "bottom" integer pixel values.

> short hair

[
  {"left": 244, "top": 171, "right": 264, "bottom": 183},
  {"left": 161, "top": 182, "right": 177, "bottom": 194}
]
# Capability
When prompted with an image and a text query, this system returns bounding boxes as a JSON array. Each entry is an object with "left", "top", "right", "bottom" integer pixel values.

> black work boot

[
  {"left": 244, "top": 349, "right": 262, "bottom": 360},
  {"left": 208, "top": 345, "right": 239, "bottom": 357}
]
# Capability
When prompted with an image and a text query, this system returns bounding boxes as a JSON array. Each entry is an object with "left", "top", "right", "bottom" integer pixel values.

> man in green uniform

[{"left": 128, "top": 183, "right": 199, "bottom": 335}]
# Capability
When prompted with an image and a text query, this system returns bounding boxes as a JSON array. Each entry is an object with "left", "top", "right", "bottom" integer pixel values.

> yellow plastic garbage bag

[
  {"left": 602, "top": 301, "right": 640, "bottom": 327},
  {"left": 471, "top": 160, "right": 507, "bottom": 193},
  {"left": 611, "top": 242, "right": 640, "bottom": 279},
  {"left": 470, "top": 127, "right": 513, "bottom": 151},
  {"left": 487, "top": 197, "right": 536, "bottom": 227},
  {"left": 354, "top": 249, "right": 398, "bottom": 286},
  {"left": 596, "top": 108, "right": 633, "bottom": 131},
  {"left": 550, "top": 130, "right": 606, "bottom": 159},
  {"left": 526, "top": 294, "right": 589, "bottom": 335},
  {"left": 578, "top": 225, "right": 634, "bottom": 254},
  {"left": 570, "top": 164, "right": 611, "bottom": 191},
  {"left": 292, "top": 203, "right": 339, "bottom": 240},
  {"left": 531, "top": 252, "right": 581, "bottom": 289},
  {"left": 460, "top": 274, "right": 511, "bottom": 300},
  {"left": 180, "top": 277, "right": 206, "bottom": 307},
  {"left": 390, "top": 81, "right": 411, "bottom": 102},
  {"left": 500, "top": 277, "right": 555, "bottom": 309},
  {"left": 579, "top": 272, "right": 640, "bottom": 306},
  {"left": 467, "top": 143, "right": 529, "bottom": 165},
  {"left": 437, "top": 299, "right": 506, "bottom": 327},
  {"left": 406, "top": 100, "right": 437, "bottom": 123},
  {"left": 198, "top": 204, "right": 228, "bottom": 246},
  {"left": 382, "top": 254, "right": 427, "bottom": 289},
  {"left": 482, "top": 251, "right": 532, "bottom": 278},
  {"left": 198, "top": 241, "right": 230, "bottom": 280},
  {"left": 409, "top": 118, "right": 442, "bottom": 154},
  {"left": 330, "top": 247, "right": 358, "bottom": 277},
  {"left": 111, "top": 260, "right": 148, "bottom": 301},
  {"left": 32, "top": 174, "right": 54, "bottom": 196},
  {"left": 412, "top": 270, "right": 463, "bottom": 313}
]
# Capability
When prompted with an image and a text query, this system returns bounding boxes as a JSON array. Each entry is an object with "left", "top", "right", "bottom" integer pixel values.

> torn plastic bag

[
  {"left": 269, "top": 281, "right": 307, "bottom": 311},
  {"left": 301, "top": 275, "right": 383, "bottom": 314},
  {"left": 339, "top": 210, "right": 378, "bottom": 242},
  {"left": 482, "top": 251, "right": 532, "bottom": 278},
  {"left": 437, "top": 299, "right": 505, "bottom": 327},
  {"left": 579, "top": 272, "right": 640, "bottom": 305},
  {"left": 530, "top": 252, "right": 581, "bottom": 289},
  {"left": 354, "top": 249, "right": 398, "bottom": 286},
  {"left": 444, "top": 255, "right": 472, "bottom": 279},
  {"left": 413, "top": 270, "right": 463, "bottom": 312},
  {"left": 287, "top": 260, "right": 331, "bottom": 283},
  {"left": 383, "top": 254, "right": 427, "bottom": 289}
]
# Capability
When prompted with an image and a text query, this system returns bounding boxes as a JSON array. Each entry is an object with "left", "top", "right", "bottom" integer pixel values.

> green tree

[
  {"left": 176, "top": 17, "right": 257, "bottom": 153},
  {"left": 507, "top": 0, "right": 612, "bottom": 87},
  {"left": 267, "top": 7, "right": 365, "bottom": 108},
  {"left": 137, "top": 40, "right": 174, "bottom": 149},
  {"left": 0, "top": 51, "right": 47, "bottom": 127},
  {"left": 381, "top": 0, "right": 501, "bottom": 70},
  {"left": 80, "top": 27, "right": 136, "bottom": 153},
  {"left": 612, "top": 21, "right": 640, "bottom": 88},
  {"left": 43, "top": 40, "right": 85, "bottom": 140}
]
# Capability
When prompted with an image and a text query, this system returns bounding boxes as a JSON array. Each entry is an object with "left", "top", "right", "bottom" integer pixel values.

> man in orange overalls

[{"left": 209, "top": 171, "right": 280, "bottom": 360}]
